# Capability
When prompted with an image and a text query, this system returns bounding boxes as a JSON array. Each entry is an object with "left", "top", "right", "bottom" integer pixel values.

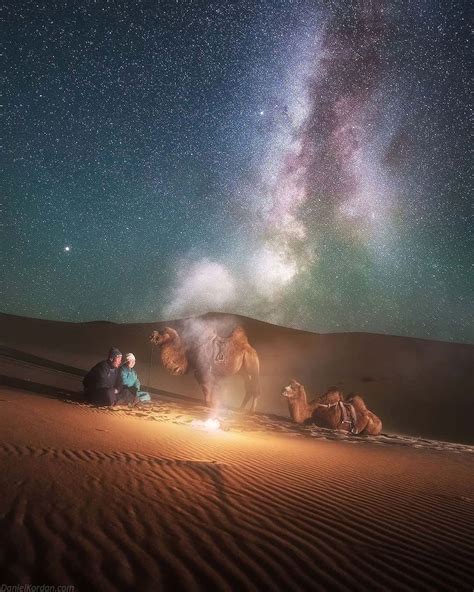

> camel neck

[{"left": 288, "top": 391, "right": 312, "bottom": 423}]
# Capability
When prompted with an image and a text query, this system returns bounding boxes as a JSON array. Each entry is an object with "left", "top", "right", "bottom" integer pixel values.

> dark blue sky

[{"left": 2, "top": 0, "right": 472, "bottom": 342}]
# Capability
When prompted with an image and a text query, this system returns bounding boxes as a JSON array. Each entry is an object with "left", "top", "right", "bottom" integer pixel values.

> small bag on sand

[{"left": 136, "top": 391, "right": 151, "bottom": 404}]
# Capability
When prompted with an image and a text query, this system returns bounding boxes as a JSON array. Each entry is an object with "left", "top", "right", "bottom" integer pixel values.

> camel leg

[
  {"left": 365, "top": 412, "right": 382, "bottom": 435},
  {"left": 203, "top": 383, "right": 213, "bottom": 408},
  {"left": 358, "top": 412, "right": 382, "bottom": 435},
  {"left": 355, "top": 414, "right": 369, "bottom": 435},
  {"left": 239, "top": 377, "right": 252, "bottom": 411},
  {"left": 240, "top": 374, "right": 260, "bottom": 414},
  {"left": 240, "top": 350, "right": 260, "bottom": 414},
  {"left": 194, "top": 370, "right": 213, "bottom": 407}
]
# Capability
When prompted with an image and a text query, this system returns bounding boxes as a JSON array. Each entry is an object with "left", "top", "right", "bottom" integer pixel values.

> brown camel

[
  {"left": 149, "top": 325, "right": 261, "bottom": 413},
  {"left": 281, "top": 380, "right": 382, "bottom": 435}
]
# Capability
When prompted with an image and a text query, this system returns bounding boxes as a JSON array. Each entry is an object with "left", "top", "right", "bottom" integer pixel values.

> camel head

[
  {"left": 281, "top": 380, "right": 304, "bottom": 400},
  {"left": 149, "top": 328, "right": 176, "bottom": 346},
  {"left": 149, "top": 327, "right": 188, "bottom": 375},
  {"left": 282, "top": 380, "right": 317, "bottom": 423}
]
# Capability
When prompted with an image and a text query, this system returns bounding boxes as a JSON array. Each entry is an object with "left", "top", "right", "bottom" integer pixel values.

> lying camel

[
  {"left": 149, "top": 325, "right": 261, "bottom": 413},
  {"left": 281, "top": 380, "right": 382, "bottom": 435}
]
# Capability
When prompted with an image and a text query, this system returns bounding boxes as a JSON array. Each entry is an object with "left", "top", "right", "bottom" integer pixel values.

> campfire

[{"left": 191, "top": 418, "right": 221, "bottom": 431}]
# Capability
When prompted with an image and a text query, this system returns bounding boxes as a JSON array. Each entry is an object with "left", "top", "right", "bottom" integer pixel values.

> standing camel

[{"left": 149, "top": 325, "right": 261, "bottom": 413}]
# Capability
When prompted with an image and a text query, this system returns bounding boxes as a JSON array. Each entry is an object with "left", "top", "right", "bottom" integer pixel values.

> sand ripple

[{"left": 1, "top": 392, "right": 473, "bottom": 591}]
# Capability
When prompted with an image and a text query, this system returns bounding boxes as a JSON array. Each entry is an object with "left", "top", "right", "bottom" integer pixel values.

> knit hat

[
  {"left": 124, "top": 353, "right": 136, "bottom": 363},
  {"left": 108, "top": 347, "right": 122, "bottom": 359}
]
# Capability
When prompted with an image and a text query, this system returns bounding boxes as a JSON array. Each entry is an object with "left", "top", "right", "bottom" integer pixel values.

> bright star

[{"left": 64, "top": 246, "right": 71, "bottom": 252}]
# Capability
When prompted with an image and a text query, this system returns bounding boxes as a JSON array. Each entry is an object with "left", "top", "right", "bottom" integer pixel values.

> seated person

[
  {"left": 83, "top": 347, "right": 123, "bottom": 406},
  {"left": 118, "top": 352, "right": 140, "bottom": 405},
  {"left": 119, "top": 353, "right": 151, "bottom": 405}
]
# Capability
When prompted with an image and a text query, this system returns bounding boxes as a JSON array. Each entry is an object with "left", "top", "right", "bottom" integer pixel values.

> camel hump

[
  {"left": 230, "top": 326, "right": 249, "bottom": 345},
  {"left": 347, "top": 394, "right": 368, "bottom": 413},
  {"left": 320, "top": 388, "right": 343, "bottom": 405}
]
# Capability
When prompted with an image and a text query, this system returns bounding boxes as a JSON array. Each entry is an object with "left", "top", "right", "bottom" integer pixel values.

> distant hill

[{"left": 1, "top": 312, "right": 472, "bottom": 444}]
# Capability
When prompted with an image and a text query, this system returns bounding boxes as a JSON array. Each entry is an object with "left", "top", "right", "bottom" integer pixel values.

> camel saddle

[
  {"left": 337, "top": 401, "right": 359, "bottom": 435},
  {"left": 199, "top": 327, "right": 247, "bottom": 367},
  {"left": 211, "top": 335, "right": 228, "bottom": 363}
]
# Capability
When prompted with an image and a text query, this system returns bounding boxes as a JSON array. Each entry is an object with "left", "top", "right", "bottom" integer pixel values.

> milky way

[{"left": 2, "top": 1, "right": 472, "bottom": 342}]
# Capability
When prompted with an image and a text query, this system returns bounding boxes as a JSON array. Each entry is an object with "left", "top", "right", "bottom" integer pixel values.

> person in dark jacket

[{"left": 83, "top": 347, "right": 123, "bottom": 406}]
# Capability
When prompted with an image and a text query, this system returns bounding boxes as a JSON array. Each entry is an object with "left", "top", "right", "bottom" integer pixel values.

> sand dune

[
  {"left": 1, "top": 388, "right": 473, "bottom": 591},
  {"left": 1, "top": 312, "right": 473, "bottom": 443},
  {"left": 1, "top": 313, "right": 473, "bottom": 590}
]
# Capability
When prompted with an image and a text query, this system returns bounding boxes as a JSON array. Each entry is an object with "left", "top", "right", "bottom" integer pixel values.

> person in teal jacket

[{"left": 118, "top": 353, "right": 141, "bottom": 405}]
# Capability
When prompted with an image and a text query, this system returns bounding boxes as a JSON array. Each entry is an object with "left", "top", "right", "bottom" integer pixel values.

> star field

[{"left": 2, "top": 0, "right": 472, "bottom": 342}]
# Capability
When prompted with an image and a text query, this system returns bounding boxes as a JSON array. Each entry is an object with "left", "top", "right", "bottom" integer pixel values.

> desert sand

[
  {"left": 1, "top": 311, "right": 473, "bottom": 443},
  {"left": 1, "top": 313, "right": 473, "bottom": 591}
]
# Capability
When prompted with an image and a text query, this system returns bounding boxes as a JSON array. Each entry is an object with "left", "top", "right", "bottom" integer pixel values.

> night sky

[{"left": 3, "top": 0, "right": 472, "bottom": 342}]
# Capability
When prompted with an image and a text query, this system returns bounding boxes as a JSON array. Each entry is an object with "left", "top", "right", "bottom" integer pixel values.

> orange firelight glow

[{"left": 191, "top": 418, "right": 221, "bottom": 431}]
